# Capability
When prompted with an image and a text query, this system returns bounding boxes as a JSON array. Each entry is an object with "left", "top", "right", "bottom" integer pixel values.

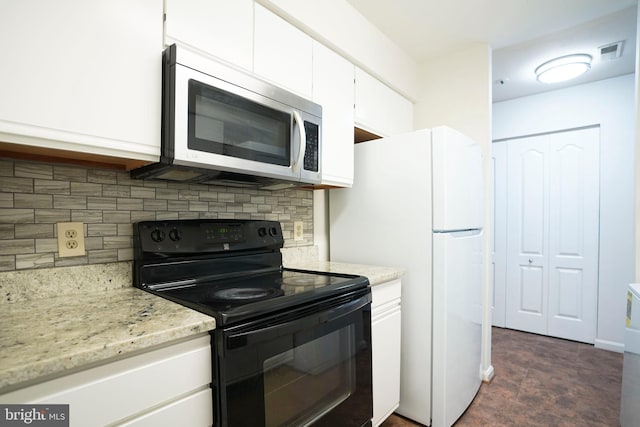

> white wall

[
  {"left": 414, "top": 43, "right": 494, "bottom": 380},
  {"left": 493, "top": 74, "right": 636, "bottom": 350}
]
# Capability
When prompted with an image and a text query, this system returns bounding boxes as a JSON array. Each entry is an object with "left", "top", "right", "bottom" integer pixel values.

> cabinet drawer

[
  {"left": 2, "top": 335, "right": 212, "bottom": 427},
  {"left": 372, "top": 279, "right": 402, "bottom": 310}
]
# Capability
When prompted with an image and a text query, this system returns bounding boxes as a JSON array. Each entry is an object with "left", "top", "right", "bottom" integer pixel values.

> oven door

[{"left": 212, "top": 290, "right": 372, "bottom": 427}]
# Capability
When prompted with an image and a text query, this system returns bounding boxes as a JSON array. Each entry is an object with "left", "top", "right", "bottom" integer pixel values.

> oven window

[
  {"left": 263, "top": 326, "right": 355, "bottom": 427},
  {"left": 188, "top": 79, "right": 291, "bottom": 166}
]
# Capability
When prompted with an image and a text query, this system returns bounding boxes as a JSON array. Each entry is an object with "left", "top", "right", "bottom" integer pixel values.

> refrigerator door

[
  {"left": 432, "top": 229, "right": 483, "bottom": 427},
  {"left": 621, "top": 284, "right": 640, "bottom": 426},
  {"left": 432, "top": 126, "right": 483, "bottom": 232}
]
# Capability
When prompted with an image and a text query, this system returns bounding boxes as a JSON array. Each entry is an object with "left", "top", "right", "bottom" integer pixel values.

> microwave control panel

[{"left": 303, "top": 121, "right": 319, "bottom": 172}]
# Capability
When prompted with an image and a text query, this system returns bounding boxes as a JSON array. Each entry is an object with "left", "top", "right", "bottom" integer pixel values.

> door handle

[{"left": 292, "top": 111, "right": 306, "bottom": 174}]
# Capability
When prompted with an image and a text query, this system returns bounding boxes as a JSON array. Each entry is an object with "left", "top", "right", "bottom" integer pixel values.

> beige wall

[{"left": 414, "top": 43, "right": 494, "bottom": 380}]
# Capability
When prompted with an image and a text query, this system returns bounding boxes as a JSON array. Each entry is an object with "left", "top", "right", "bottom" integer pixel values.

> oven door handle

[{"left": 226, "top": 292, "right": 371, "bottom": 348}]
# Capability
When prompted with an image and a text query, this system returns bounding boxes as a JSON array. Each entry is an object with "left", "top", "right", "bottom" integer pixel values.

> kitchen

[{"left": 0, "top": 0, "right": 638, "bottom": 426}]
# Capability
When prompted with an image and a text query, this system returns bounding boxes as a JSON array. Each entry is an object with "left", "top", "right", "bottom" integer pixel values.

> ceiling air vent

[{"left": 599, "top": 41, "right": 624, "bottom": 60}]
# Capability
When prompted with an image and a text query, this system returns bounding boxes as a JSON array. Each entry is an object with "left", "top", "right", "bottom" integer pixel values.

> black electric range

[
  {"left": 132, "top": 219, "right": 370, "bottom": 326},
  {"left": 133, "top": 219, "right": 374, "bottom": 427}
]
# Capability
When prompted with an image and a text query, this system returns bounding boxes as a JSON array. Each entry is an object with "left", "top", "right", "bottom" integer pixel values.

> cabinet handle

[{"left": 528, "top": 258, "right": 533, "bottom": 264}]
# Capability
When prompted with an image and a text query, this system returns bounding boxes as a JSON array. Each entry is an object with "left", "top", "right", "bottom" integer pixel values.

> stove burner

[
  {"left": 207, "top": 287, "right": 284, "bottom": 303},
  {"left": 282, "top": 274, "right": 331, "bottom": 287}
]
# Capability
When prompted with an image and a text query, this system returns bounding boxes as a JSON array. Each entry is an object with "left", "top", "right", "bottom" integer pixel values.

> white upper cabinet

[
  {"left": 0, "top": 0, "right": 162, "bottom": 163},
  {"left": 253, "top": 4, "right": 313, "bottom": 99},
  {"left": 355, "top": 67, "right": 413, "bottom": 137},
  {"left": 312, "top": 42, "right": 355, "bottom": 187},
  {"left": 164, "top": 0, "right": 254, "bottom": 71}
]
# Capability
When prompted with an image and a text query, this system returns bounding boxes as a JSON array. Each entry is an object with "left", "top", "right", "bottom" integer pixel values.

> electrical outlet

[
  {"left": 294, "top": 221, "right": 304, "bottom": 241},
  {"left": 57, "top": 222, "right": 85, "bottom": 257}
]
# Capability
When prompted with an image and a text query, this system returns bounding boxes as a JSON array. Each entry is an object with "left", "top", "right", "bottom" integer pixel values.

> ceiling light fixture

[{"left": 535, "top": 54, "right": 592, "bottom": 84}]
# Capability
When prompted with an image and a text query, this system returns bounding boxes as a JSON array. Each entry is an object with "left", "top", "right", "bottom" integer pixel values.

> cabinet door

[
  {"left": 164, "top": 0, "right": 253, "bottom": 71},
  {"left": 354, "top": 67, "right": 413, "bottom": 137},
  {"left": 371, "top": 280, "right": 402, "bottom": 427},
  {"left": 254, "top": 4, "right": 313, "bottom": 98},
  {"left": 312, "top": 42, "right": 355, "bottom": 187},
  {"left": 0, "top": 0, "right": 162, "bottom": 162}
]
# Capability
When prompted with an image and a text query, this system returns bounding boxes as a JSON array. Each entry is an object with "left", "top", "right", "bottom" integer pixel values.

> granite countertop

[
  {"left": 0, "top": 263, "right": 215, "bottom": 394},
  {"left": 285, "top": 260, "right": 404, "bottom": 286},
  {"left": 0, "top": 257, "right": 402, "bottom": 394}
]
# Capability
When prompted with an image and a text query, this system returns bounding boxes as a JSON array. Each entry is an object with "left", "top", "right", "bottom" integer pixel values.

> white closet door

[
  {"left": 504, "top": 127, "right": 599, "bottom": 343},
  {"left": 506, "top": 136, "right": 550, "bottom": 335},
  {"left": 547, "top": 128, "right": 599, "bottom": 342}
]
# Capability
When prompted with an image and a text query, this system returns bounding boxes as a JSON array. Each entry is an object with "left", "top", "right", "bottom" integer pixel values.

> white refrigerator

[{"left": 330, "top": 126, "right": 483, "bottom": 427}]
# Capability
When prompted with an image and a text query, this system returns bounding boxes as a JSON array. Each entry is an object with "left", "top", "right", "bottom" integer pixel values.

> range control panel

[{"left": 134, "top": 219, "right": 284, "bottom": 255}]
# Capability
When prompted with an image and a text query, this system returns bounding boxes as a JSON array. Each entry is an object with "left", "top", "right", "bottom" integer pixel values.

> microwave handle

[{"left": 292, "top": 111, "right": 306, "bottom": 174}]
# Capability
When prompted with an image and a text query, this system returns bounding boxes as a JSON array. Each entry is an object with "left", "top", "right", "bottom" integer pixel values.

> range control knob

[
  {"left": 150, "top": 228, "right": 165, "bottom": 243},
  {"left": 258, "top": 227, "right": 267, "bottom": 237},
  {"left": 269, "top": 227, "right": 278, "bottom": 237},
  {"left": 169, "top": 228, "right": 181, "bottom": 242}
]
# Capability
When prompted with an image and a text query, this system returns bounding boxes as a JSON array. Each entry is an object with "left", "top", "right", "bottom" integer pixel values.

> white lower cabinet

[
  {"left": 371, "top": 279, "right": 402, "bottom": 427},
  {"left": 1, "top": 335, "right": 212, "bottom": 427}
]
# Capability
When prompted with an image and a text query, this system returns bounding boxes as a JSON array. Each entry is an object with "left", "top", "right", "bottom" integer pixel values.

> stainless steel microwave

[{"left": 131, "top": 44, "right": 322, "bottom": 190}]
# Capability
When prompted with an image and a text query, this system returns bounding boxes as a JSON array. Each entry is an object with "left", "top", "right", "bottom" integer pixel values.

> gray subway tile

[
  {"left": 87, "top": 169, "right": 117, "bottom": 184},
  {"left": 71, "top": 210, "right": 103, "bottom": 224},
  {"left": 103, "top": 211, "right": 130, "bottom": 224},
  {"left": 53, "top": 195, "right": 87, "bottom": 210},
  {"left": 0, "top": 208, "right": 35, "bottom": 223},
  {"left": 35, "top": 238, "right": 58, "bottom": 253},
  {"left": 70, "top": 182, "right": 102, "bottom": 196},
  {"left": 34, "top": 209, "right": 70, "bottom": 223},
  {"left": 0, "top": 239, "right": 34, "bottom": 255},
  {"left": 0, "top": 193, "right": 13, "bottom": 208},
  {"left": 0, "top": 255, "right": 16, "bottom": 272},
  {"left": 87, "top": 197, "right": 117, "bottom": 210},
  {"left": 130, "top": 186, "right": 155, "bottom": 199},
  {"left": 15, "top": 224, "right": 54, "bottom": 239},
  {"left": 0, "top": 224, "right": 14, "bottom": 239},
  {"left": 87, "top": 224, "right": 117, "bottom": 237},
  {"left": 16, "top": 253, "right": 55, "bottom": 270},
  {"left": 0, "top": 177, "right": 33, "bottom": 193},
  {"left": 15, "top": 162, "right": 53, "bottom": 180},
  {"left": 53, "top": 165, "right": 87, "bottom": 182},
  {"left": 117, "top": 198, "right": 143, "bottom": 211},
  {"left": 88, "top": 249, "right": 118, "bottom": 264},
  {"left": 34, "top": 180, "right": 70, "bottom": 195},
  {"left": 14, "top": 193, "right": 53, "bottom": 209}
]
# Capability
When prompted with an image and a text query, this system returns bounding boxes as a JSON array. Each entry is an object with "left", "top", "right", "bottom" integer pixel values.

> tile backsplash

[{"left": 0, "top": 158, "right": 313, "bottom": 272}]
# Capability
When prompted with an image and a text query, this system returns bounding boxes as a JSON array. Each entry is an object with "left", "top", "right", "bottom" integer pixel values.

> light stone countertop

[
  {"left": 0, "top": 256, "right": 402, "bottom": 394},
  {"left": 285, "top": 260, "right": 404, "bottom": 286},
  {"left": 0, "top": 263, "right": 215, "bottom": 394}
]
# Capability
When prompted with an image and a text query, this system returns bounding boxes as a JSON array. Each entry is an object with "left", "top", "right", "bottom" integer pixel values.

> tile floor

[{"left": 380, "top": 327, "right": 623, "bottom": 426}]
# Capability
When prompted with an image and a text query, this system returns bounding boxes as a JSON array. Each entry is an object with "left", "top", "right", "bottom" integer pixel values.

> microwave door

[{"left": 171, "top": 63, "right": 300, "bottom": 182}]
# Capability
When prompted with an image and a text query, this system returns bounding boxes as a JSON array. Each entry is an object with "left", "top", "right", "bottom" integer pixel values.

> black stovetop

[{"left": 133, "top": 219, "right": 369, "bottom": 326}]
